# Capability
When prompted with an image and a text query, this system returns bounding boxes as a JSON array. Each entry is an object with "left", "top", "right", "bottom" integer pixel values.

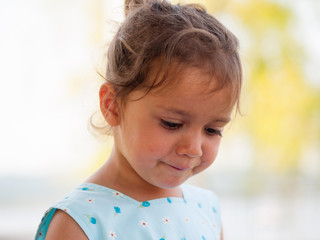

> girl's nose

[{"left": 176, "top": 133, "right": 203, "bottom": 158}]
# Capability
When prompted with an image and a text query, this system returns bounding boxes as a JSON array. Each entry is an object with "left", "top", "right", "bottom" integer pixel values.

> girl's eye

[
  {"left": 161, "top": 120, "right": 183, "bottom": 130},
  {"left": 205, "top": 127, "right": 222, "bottom": 137}
]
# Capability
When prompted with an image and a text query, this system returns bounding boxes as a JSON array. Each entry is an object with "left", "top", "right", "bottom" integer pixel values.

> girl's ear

[{"left": 99, "top": 83, "right": 120, "bottom": 126}]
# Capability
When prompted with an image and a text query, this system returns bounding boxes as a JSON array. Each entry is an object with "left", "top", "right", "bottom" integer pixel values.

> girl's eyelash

[
  {"left": 161, "top": 120, "right": 183, "bottom": 130},
  {"left": 161, "top": 119, "right": 223, "bottom": 136},
  {"left": 205, "top": 127, "right": 223, "bottom": 137}
]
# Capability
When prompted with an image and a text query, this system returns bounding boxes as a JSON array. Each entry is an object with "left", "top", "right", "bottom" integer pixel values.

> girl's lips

[{"left": 167, "top": 164, "right": 190, "bottom": 171}]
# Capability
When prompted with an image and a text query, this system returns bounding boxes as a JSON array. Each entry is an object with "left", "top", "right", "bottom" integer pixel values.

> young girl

[{"left": 35, "top": 0, "right": 242, "bottom": 239}]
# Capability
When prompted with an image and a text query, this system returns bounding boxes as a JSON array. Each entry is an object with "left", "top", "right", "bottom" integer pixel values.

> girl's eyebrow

[
  {"left": 156, "top": 105, "right": 191, "bottom": 116},
  {"left": 156, "top": 106, "right": 231, "bottom": 123},
  {"left": 212, "top": 117, "right": 231, "bottom": 124}
]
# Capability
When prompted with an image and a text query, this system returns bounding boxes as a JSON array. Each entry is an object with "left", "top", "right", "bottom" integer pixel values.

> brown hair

[
  {"left": 95, "top": 0, "right": 242, "bottom": 133},
  {"left": 106, "top": 0, "right": 242, "bottom": 105}
]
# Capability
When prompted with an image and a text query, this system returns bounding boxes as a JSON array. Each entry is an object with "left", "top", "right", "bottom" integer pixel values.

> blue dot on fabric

[
  {"left": 160, "top": 238, "right": 165, "bottom": 240},
  {"left": 90, "top": 217, "right": 96, "bottom": 224},
  {"left": 167, "top": 197, "right": 172, "bottom": 204},
  {"left": 114, "top": 206, "right": 121, "bottom": 214},
  {"left": 202, "top": 236, "right": 206, "bottom": 240},
  {"left": 198, "top": 203, "right": 202, "bottom": 208},
  {"left": 82, "top": 187, "right": 89, "bottom": 191},
  {"left": 142, "top": 201, "right": 150, "bottom": 207},
  {"left": 212, "top": 207, "right": 217, "bottom": 213}
]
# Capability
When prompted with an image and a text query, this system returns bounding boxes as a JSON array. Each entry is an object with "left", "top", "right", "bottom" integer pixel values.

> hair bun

[{"left": 124, "top": 0, "right": 145, "bottom": 16}]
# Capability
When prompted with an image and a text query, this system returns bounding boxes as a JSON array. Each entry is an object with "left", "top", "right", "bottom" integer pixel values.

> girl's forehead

[
  {"left": 149, "top": 65, "right": 226, "bottom": 96},
  {"left": 143, "top": 82, "right": 234, "bottom": 123},
  {"left": 125, "top": 62, "right": 238, "bottom": 113},
  {"left": 128, "top": 66, "right": 235, "bottom": 112}
]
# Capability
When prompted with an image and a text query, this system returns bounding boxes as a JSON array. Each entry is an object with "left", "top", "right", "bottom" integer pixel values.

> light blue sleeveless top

[{"left": 35, "top": 183, "right": 221, "bottom": 240}]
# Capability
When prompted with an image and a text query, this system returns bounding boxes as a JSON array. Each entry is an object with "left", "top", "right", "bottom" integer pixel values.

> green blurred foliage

[{"left": 199, "top": 0, "right": 320, "bottom": 172}]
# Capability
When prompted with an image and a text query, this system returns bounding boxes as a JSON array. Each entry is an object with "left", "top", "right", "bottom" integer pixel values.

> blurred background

[{"left": 0, "top": 0, "right": 319, "bottom": 239}]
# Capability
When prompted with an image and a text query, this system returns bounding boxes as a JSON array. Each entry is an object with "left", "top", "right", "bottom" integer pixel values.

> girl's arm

[
  {"left": 45, "top": 210, "right": 88, "bottom": 240},
  {"left": 221, "top": 225, "right": 224, "bottom": 240}
]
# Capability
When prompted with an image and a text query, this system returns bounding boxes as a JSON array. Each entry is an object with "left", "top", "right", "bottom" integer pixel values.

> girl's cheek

[
  {"left": 201, "top": 157, "right": 214, "bottom": 167},
  {"left": 193, "top": 162, "right": 209, "bottom": 175},
  {"left": 199, "top": 146, "right": 219, "bottom": 167},
  {"left": 145, "top": 137, "right": 165, "bottom": 153},
  {"left": 147, "top": 145, "right": 158, "bottom": 154}
]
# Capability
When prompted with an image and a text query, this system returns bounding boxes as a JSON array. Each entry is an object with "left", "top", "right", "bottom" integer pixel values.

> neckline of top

[{"left": 78, "top": 182, "right": 190, "bottom": 205}]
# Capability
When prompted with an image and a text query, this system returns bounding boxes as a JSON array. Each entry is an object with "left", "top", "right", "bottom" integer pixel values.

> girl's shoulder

[
  {"left": 42, "top": 209, "right": 89, "bottom": 240},
  {"left": 35, "top": 183, "right": 119, "bottom": 240}
]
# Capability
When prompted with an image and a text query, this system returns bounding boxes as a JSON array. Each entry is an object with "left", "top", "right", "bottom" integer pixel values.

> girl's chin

[{"left": 153, "top": 177, "right": 189, "bottom": 190}]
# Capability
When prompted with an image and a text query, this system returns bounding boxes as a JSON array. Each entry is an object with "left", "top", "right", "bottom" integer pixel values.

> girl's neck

[{"left": 85, "top": 148, "right": 183, "bottom": 202}]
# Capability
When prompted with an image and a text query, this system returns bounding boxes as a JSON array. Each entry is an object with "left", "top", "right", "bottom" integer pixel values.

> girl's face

[{"left": 112, "top": 67, "right": 233, "bottom": 190}]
